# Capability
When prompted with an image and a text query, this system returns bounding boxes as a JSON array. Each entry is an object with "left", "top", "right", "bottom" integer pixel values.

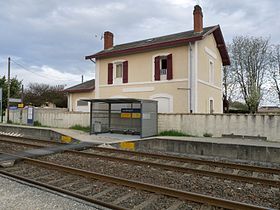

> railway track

[
  {"left": 2, "top": 137, "right": 279, "bottom": 187},
  {"left": 0, "top": 136, "right": 279, "bottom": 208},
  {"left": 0, "top": 152, "right": 271, "bottom": 210}
]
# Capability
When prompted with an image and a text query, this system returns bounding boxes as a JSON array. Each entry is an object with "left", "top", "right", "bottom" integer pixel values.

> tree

[
  {"left": 0, "top": 76, "right": 22, "bottom": 116},
  {"left": 268, "top": 44, "right": 280, "bottom": 104},
  {"left": 223, "top": 65, "right": 238, "bottom": 112},
  {"left": 24, "top": 83, "right": 67, "bottom": 108},
  {"left": 229, "top": 36, "right": 270, "bottom": 113}
]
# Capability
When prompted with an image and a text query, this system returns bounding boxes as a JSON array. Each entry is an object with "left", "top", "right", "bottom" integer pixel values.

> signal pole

[{"left": 7, "top": 57, "right": 11, "bottom": 123}]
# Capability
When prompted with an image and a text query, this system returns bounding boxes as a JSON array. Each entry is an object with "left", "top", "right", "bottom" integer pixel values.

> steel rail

[
  {"left": 0, "top": 134, "right": 64, "bottom": 145},
  {"left": 0, "top": 152, "right": 271, "bottom": 210},
  {"left": 1, "top": 134, "right": 279, "bottom": 174},
  {"left": 0, "top": 170, "right": 128, "bottom": 210},
  {"left": 64, "top": 150, "right": 280, "bottom": 187},
  {"left": 93, "top": 147, "right": 280, "bottom": 174},
  {"left": 0, "top": 137, "right": 279, "bottom": 186},
  {"left": 0, "top": 138, "right": 49, "bottom": 148}
]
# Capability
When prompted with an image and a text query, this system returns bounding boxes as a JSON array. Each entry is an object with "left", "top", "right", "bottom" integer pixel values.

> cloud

[{"left": 0, "top": 0, "right": 279, "bottom": 89}]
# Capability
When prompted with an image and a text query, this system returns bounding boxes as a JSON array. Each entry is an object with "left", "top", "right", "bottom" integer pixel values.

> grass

[
  {"left": 159, "top": 130, "right": 194, "bottom": 137},
  {"left": 203, "top": 132, "right": 213, "bottom": 137},
  {"left": 69, "top": 124, "right": 90, "bottom": 133}
]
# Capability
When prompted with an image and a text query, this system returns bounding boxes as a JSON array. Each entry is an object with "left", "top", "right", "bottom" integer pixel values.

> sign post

[{"left": 0, "top": 88, "right": 2, "bottom": 123}]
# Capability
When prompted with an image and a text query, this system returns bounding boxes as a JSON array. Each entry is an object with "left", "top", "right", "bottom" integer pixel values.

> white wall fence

[
  {"left": 7, "top": 109, "right": 280, "bottom": 142},
  {"left": 8, "top": 108, "right": 90, "bottom": 128},
  {"left": 158, "top": 114, "right": 280, "bottom": 142}
]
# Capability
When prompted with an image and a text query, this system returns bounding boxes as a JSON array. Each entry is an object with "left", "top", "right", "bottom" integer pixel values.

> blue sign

[
  {"left": 121, "top": 108, "right": 141, "bottom": 113},
  {"left": 27, "top": 106, "right": 34, "bottom": 125}
]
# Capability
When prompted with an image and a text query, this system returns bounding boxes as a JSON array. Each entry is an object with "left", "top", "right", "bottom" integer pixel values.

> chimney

[
  {"left": 193, "top": 5, "right": 203, "bottom": 33},
  {"left": 104, "top": 31, "right": 114, "bottom": 50}
]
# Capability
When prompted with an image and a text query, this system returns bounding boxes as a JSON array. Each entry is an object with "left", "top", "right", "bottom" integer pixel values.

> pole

[
  {"left": 20, "top": 85, "right": 23, "bottom": 124},
  {"left": 82, "top": 75, "right": 84, "bottom": 83},
  {"left": 7, "top": 57, "right": 10, "bottom": 123}
]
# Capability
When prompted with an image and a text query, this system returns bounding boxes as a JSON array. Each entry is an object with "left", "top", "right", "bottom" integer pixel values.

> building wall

[
  {"left": 68, "top": 91, "right": 95, "bottom": 112},
  {"left": 95, "top": 34, "right": 223, "bottom": 113},
  {"left": 197, "top": 34, "right": 223, "bottom": 113},
  {"left": 98, "top": 46, "right": 189, "bottom": 85}
]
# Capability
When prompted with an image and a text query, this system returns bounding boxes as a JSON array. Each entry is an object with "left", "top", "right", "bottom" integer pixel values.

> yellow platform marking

[
  {"left": 120, "top": 142, "right": 135, "bottom": 151},
  {"left": 61, "top": 135, "right": 72, "bottom": 143}
]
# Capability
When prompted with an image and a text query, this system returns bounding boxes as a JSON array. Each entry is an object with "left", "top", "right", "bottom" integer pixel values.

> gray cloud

[{"left": 0, "top": 0, "right": 279, "bottom": 86}]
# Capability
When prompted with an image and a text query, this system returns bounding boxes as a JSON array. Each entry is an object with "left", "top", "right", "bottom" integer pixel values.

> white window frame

[
  {"left": 160, "top": 56, "right": 167, "bottom": 80},
  {"left": 209, "top": 59, "right": 214, "bottom": 84},
  {"left": 152, "top": 53, "right": 170, "bottom": 82},
  {"left": 112, "top": 60, "right": 125, "bottom": 85}
]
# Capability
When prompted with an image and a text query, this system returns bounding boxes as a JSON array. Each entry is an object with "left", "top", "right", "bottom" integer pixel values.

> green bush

[
  {"left": 69, "top": 125, "right": 90, "bottom": 133},
  {"left": 203, "top": 132, "right": 213, "bottom": 137},
  {"left": 33, "top": 121, "right": 42, "bottom": 126},
  {"left": 159, "top": 130, "right": 194, "bottom": 137}
]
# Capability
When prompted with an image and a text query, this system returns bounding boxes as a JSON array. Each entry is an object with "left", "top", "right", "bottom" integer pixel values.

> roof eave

[
  {"left": 211, "top": 25, "right": 231, "bottom": 66},
  {"left": 64, "top": 87, "right": 95, "bottom": 93},
  {"left": 85, "top": 36, "right": 203, "bottom": 60}
]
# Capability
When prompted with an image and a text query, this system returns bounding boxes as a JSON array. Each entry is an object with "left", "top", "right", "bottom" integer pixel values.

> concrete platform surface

[{"left": 53, "top": 128, "right": 140, "bottom": 143}]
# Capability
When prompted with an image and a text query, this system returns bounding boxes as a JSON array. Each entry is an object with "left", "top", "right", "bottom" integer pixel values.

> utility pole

[
  {"left": 7, "top": 57, "right": 10, "bottom": 123},
  {"left": 20, "top": 85, "right": 24, "bottom": 124},
  {"left": 81, "top": 75, "right": 84, "bottom": 83}
]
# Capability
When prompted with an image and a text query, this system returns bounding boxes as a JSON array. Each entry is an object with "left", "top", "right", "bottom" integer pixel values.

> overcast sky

[{"left": 0, "top": 0, "right": 279, "bottom": 88}]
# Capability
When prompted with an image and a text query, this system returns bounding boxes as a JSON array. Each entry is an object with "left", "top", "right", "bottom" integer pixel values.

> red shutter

[
  {"left": 123, "top": 61, "right": 128, "bottom": 83},
  {"left": 154, "top": 56, "right": 160, "bottom": 81},
  {"left": 108, "top": 63, "right": 113, "bottom": 84},
  {"left": 167, "top": 54, "right": 173, "bottom": 80}
]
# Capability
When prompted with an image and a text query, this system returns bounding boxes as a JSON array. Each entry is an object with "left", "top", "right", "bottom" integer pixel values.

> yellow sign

[
  {"left": 120, "top": 142, "right": 135, "bottom": 150},
  {"left": 18, "top": 103, "right": 24, "bottom": 108},
  {"left": 121, "top": 113, "right": 131, "bottom": 118},
  {"left": 132, "top": 113, "right": 141, "bottom": 118},
  {"left": 61, "top": 135, "right": 72, "bottom": 143}
]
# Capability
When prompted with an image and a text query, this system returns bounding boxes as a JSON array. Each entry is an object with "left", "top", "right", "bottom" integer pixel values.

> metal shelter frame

[{"left": 83, "top": 98, "right": 158, "bottom": 138}]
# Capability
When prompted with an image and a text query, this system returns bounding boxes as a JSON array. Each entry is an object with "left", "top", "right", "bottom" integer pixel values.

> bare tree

[
  {"left": 268, "top": 44, "right": 280, "bottom": 104},
  {"left": 229, "top": 36, "right": 270, "bottom": 113},
  {"left": 24, "top": 83, "right": 67, "bottom": 108}
]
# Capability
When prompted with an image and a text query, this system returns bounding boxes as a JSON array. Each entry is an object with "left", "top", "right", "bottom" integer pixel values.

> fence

[
  {"left": 8, "top": 108, "right": 89, "bottom": 128},
  {"left": 7, "top": 109, "right": 280, "bottom": 142},
  {"left": 158, "top": 113, "right": 280, "bottom": 142}
]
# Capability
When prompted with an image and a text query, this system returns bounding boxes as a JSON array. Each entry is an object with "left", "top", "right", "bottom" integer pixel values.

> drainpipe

[{"left": 189, "top": 42, "right": 193, "bottom": 113}]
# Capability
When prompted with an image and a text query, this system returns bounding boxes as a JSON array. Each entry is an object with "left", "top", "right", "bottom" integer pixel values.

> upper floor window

[
  {"left": 160, "top": 56, "right": 167, "bottom": 80},
  {"left": 154, "top": 54, "right": 173, "bottom": 81},
  {"left": 116, "top": 63, "right": 123, "bottom": 78},
  {"left": 108, "top": 61, "right": 128, "bottom": 85},
  {"left": 209, "top": 60, "right": 214, "bottom": 84}
]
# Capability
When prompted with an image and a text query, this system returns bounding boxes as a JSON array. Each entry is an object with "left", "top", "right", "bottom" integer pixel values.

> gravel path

[{"left": 0, "top": 174, "right": 107, "bottom": 210}]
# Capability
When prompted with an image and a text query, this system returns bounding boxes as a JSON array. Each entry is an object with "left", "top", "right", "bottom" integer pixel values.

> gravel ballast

[
  {"left": 0, "top": 175, "right": 107, "bottom": 210},
  {"left": 38, "top": 152, "right": 280, "bottom": 209}
]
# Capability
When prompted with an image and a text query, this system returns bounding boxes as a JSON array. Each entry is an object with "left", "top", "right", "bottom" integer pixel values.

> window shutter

[
  {"left": 154, "top": 56, "right": 160, "bottom": 81},
  {"left": 167, "top": 54, "right": 173, "bottom": 80},
  {"left": 108, "top": 63, "right": 113, "bottom": 84},
  {"left": 123, "top": 61, "right": 128, "bottom": 83}
]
